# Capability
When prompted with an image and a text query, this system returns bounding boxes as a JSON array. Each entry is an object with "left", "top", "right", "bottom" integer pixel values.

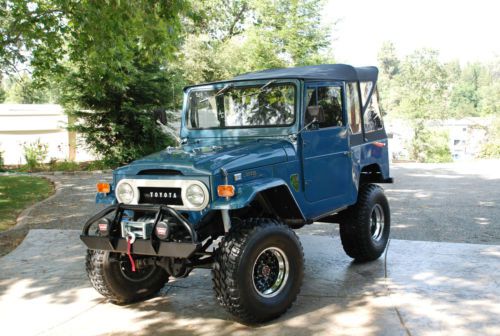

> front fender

[
  {"left": 210, "top": 178, "right": 288, "bottom": 210},
  {"left": 96, "top": 192, "right": 116, "bottom": 204}
]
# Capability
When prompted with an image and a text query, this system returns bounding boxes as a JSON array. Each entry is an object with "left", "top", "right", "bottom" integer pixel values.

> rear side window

[
  {"left": 360, "top": 81, "right": 373, "bottom": 107},
  {"left": 346, "top": 83, "right": 362, "bottom": 134},
  {"left": 306, "top": 86, "right": 343, "bottom": 128},
  {"left": 363, "top": 86, "right": 383, "bottom": 132}
]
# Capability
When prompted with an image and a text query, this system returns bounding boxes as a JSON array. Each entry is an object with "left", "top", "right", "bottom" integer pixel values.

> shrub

[
  {"left": 84, "top": 160, "right": 114, "bottom": 171},
  {"left": 412, "top": 127, "right": 452, "bottom": 163},
  {"left": 0, "top": 147, "right": 4, "bottom": 170},
  {"left": 22, "top": 139, "right": 49, "bottom": 171},
  {"left": 478, "top": 142, "right": 500, "bottom": 158},
  {"left": 49, "top": 160, "right": 80, "bottom": 172},
  {"left": 478, "top": 117, "right": 500, "bottom": 159}
]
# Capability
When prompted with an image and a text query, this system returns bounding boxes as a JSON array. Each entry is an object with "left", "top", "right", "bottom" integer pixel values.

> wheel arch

[
  {"left": 359, "top": 163, "right": 393, "bottom": 185},
  {"left": 211, "top": 178, "right": 306, "bottom": 228}
]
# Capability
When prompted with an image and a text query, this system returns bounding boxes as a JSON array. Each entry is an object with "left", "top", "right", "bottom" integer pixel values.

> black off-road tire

[
  {"left": 339, "top": 184, "right": 390, "bottom": 262},
  {"left": 212, "top": 218, "right": 304, "bottom": 324},
  {"left": 86, "top": 250, "right": 169, "bottom": 304}
]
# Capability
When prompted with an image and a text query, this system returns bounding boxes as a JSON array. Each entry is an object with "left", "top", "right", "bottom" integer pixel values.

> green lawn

[{"left": 0, "top": 176, "right": 54, "bottom": 231}]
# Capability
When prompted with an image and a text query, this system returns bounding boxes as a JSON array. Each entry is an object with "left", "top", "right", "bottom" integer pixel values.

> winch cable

[{"left": 126, "top": 232, "right": 136, "bottom": 272}]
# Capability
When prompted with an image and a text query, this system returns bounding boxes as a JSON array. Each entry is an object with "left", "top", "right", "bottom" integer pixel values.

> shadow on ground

[{"left": 1, "top": 230, "right": 499, "bottom": 336}]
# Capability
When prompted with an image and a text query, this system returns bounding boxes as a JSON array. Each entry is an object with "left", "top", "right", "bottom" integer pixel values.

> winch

[
  {"left": 120, "top": 215, "right": 176, "bottom": 241},
  {"left": 121, "top": 216, "right": 154, "bottom": 240}
]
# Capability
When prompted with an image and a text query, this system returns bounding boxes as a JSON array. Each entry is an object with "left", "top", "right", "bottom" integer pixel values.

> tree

[
  {"left": 252, "top": 0, "right": 332, "bottom": 66},
  {"left": 177, "top": 0, "right": 333, "bottom": 85},
  {"left": 377, "top": 41, "right": 401, "bottom": 114},
  {"left": 0, "top": 85, "right": 5, "bottom": 103},
  {"left": 1, "top": 1, "right": 188, "bottom": 164},
  {"left": 449, "top": 62, "right": 491, "bottom": 117},
  {"left": 478, "top": 57, "right": 500, "bottom": 116},
  {"left": 395, "top": 49, "right": 449, "bottom": 120},
  {"left": 377, "top": 41, "right": 400, "bottom": 80},
  {"left": 379, "top": 48, "right": 451, "bottom": 161},
  {"left": 478, "top": 116, "right": 500, "bottom": 158},
  {"left": 3, "top": 74, "right": 53, "bottom": 103},
  {"left": 1, "top": 0, "right": 332, "bottom": 163}
]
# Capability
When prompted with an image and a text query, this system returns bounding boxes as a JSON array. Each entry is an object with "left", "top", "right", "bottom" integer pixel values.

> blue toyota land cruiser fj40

[{"left": 82, "top": 64, "right": 393, "bottom": 323}]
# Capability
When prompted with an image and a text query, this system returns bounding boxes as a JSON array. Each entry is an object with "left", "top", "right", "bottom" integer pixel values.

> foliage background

[
  {"left": 0, "top": 0, "right": 333, "bottom": 165},
  {"left": 0, "top": 0, "right": 498, "bottom": 164},
  {"left": 377, "top": 42, "right": 500, "bottom": 162}
]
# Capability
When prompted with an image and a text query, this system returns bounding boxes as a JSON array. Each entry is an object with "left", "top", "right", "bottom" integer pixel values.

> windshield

[{"left": 187, "top": 83, "right": 296, "bottom": 129}]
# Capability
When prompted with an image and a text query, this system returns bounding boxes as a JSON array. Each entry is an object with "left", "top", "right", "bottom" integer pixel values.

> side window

[
  {"left": 305, "top": 86, "right": 343, "bottom": 128},
  {"left": 305, "top": 88, "right": 317, "bottom": 124},
  {"left": 346, "top": 82, "right": 362, "bottom": 134},
  {"left": 363, "top": 86, "right": 383, "bottom": 132},
  {"left": 360, "top": 81, "right": 373, "bottom": 107}
]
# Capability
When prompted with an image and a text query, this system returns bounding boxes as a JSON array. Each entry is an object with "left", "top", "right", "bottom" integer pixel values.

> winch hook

[{"left": 126, "top": 232, "right": 136, "bottom": 272}]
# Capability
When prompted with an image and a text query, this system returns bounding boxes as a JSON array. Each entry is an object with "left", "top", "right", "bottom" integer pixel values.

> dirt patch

[{"left": 0, "top": 228, "right": 28, "bottom": 257}]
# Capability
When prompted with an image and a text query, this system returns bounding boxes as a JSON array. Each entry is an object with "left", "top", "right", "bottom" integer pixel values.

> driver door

[{"left": 301, "top": 82, "right": 353, "bottom": 203}]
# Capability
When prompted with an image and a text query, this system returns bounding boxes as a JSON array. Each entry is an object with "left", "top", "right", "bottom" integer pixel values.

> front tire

[
  {"left": 339, "top": 184, "right": 391, "bottom": 262},
  {"left": 86, "top": 250, "right": 169, "bottom": 304},
  {"left": 212, "top": 218, "right": 304, "bottom": 323}
]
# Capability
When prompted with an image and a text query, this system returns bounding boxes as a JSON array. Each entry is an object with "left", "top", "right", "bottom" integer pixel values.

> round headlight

[
  {"left": 116, "top": 182, "right": 134, "bottom": 204},
  {"left": 186, "top": 184, "right": 205, "bottom": 207}
]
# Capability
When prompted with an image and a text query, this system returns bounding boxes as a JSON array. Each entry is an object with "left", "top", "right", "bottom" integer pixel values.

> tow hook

[{"left": 126, "top": 232, "right": 136, "bottom": 272}]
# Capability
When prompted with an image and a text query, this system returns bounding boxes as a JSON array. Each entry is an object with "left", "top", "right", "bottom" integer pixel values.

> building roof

[{"left": 0, "top": 104, "right": 64, "bottom": 116}]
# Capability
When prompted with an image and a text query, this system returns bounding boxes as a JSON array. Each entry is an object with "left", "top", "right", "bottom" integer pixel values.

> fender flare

[{"left": 210, "top": 178, "right": 306, "bottom": 222}]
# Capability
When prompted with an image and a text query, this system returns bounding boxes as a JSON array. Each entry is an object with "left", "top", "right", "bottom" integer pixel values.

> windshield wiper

[
  {"left": 215, "top": 83, "right": 234, "bottom": 97},
  {"left": 198, "top": 84, "right": 234, "bottom": 104},
  {"left": 239, "top": 80, "right": 277, "bottom": 101},
  {"left": 258, "top": 80, "right": 276, "bottom": 92}
]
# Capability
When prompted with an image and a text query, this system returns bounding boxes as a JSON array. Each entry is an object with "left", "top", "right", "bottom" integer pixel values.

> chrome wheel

[
  {"left": 370, "top": 204, "right": 385, "bottom": 241},
  {"left": 252, "top": 247, "right": 289, "bottom": 298}
]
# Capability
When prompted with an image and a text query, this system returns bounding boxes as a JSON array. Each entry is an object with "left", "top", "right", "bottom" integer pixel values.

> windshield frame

[{"left": 182, "top": 79, "right": 300, "bottom": 133}]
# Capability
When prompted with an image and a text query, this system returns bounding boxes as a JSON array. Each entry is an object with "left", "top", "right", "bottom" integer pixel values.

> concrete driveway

[{"left": 0, "top": 230, "right": 499, "bottom": 336}]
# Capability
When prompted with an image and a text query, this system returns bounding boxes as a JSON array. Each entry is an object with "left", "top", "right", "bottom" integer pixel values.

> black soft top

[
  {"left": 184, "top": 64, "right": 378, "bottom": 90},
  {"left": 234, "top": 64, "right": 378, "bottom": 82}
]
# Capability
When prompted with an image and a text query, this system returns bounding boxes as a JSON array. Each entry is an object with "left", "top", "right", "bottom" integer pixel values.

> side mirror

[
  {"left": 154, "top": 108, "right": 168, "bottom": 125},
  {"left": 297, "top": 117, "right": 319, "bottom": 135},
  {"left": 309, "top": 119, "right": 320, "bottom": 130}
]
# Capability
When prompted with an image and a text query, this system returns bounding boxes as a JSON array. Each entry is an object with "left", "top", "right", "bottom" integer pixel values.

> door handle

[{"left": 343, "top": 151, "right": 352, "bottom": 157}]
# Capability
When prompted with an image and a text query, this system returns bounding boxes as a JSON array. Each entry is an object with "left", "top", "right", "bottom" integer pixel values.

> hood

[{"left": 115, "top": 139, "right": 292, "bottom": 176}]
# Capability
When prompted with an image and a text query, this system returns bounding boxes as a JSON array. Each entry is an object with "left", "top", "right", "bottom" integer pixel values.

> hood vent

[{"left": 137, "top": 169, "right": 183, "bottom": 176}]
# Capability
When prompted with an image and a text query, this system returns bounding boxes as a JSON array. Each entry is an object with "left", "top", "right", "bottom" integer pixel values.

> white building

[
  {"left": 444, "top": 118, "right": 489, "bottom": 160},
  {"left": 0, "top": 104, "right": 96, "bottom": 165},
  {"left": 385, "top": 117, "right": 490, "bottom": 161}
]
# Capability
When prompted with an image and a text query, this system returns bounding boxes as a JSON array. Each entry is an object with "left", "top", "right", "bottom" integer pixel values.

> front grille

[{"left": 138, "top": 187, "right": 183, "bottom": 206}]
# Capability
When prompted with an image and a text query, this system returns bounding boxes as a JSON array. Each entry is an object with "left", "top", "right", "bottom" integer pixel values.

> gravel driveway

[{"left": 1, "top": 160, "right": 498, "bottom": 255}]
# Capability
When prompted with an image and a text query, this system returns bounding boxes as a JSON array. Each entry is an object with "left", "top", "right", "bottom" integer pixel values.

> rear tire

[
  {"left": 212, "top": 218, "right": 304, "bottom": 323},
  {"left": 86, "top": 250, "right": 169, "bottom": 304},
  {"left": 339, "top": 184, "right": 390, "bottom": 262}
]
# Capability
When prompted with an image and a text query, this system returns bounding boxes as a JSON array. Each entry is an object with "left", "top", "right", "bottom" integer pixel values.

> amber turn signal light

[
  {"left": 97, "top": 182, "right": 110, "bottom": 193},
  {"left": 217, "top": 185, "right": 235, "bottom": 197}
]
